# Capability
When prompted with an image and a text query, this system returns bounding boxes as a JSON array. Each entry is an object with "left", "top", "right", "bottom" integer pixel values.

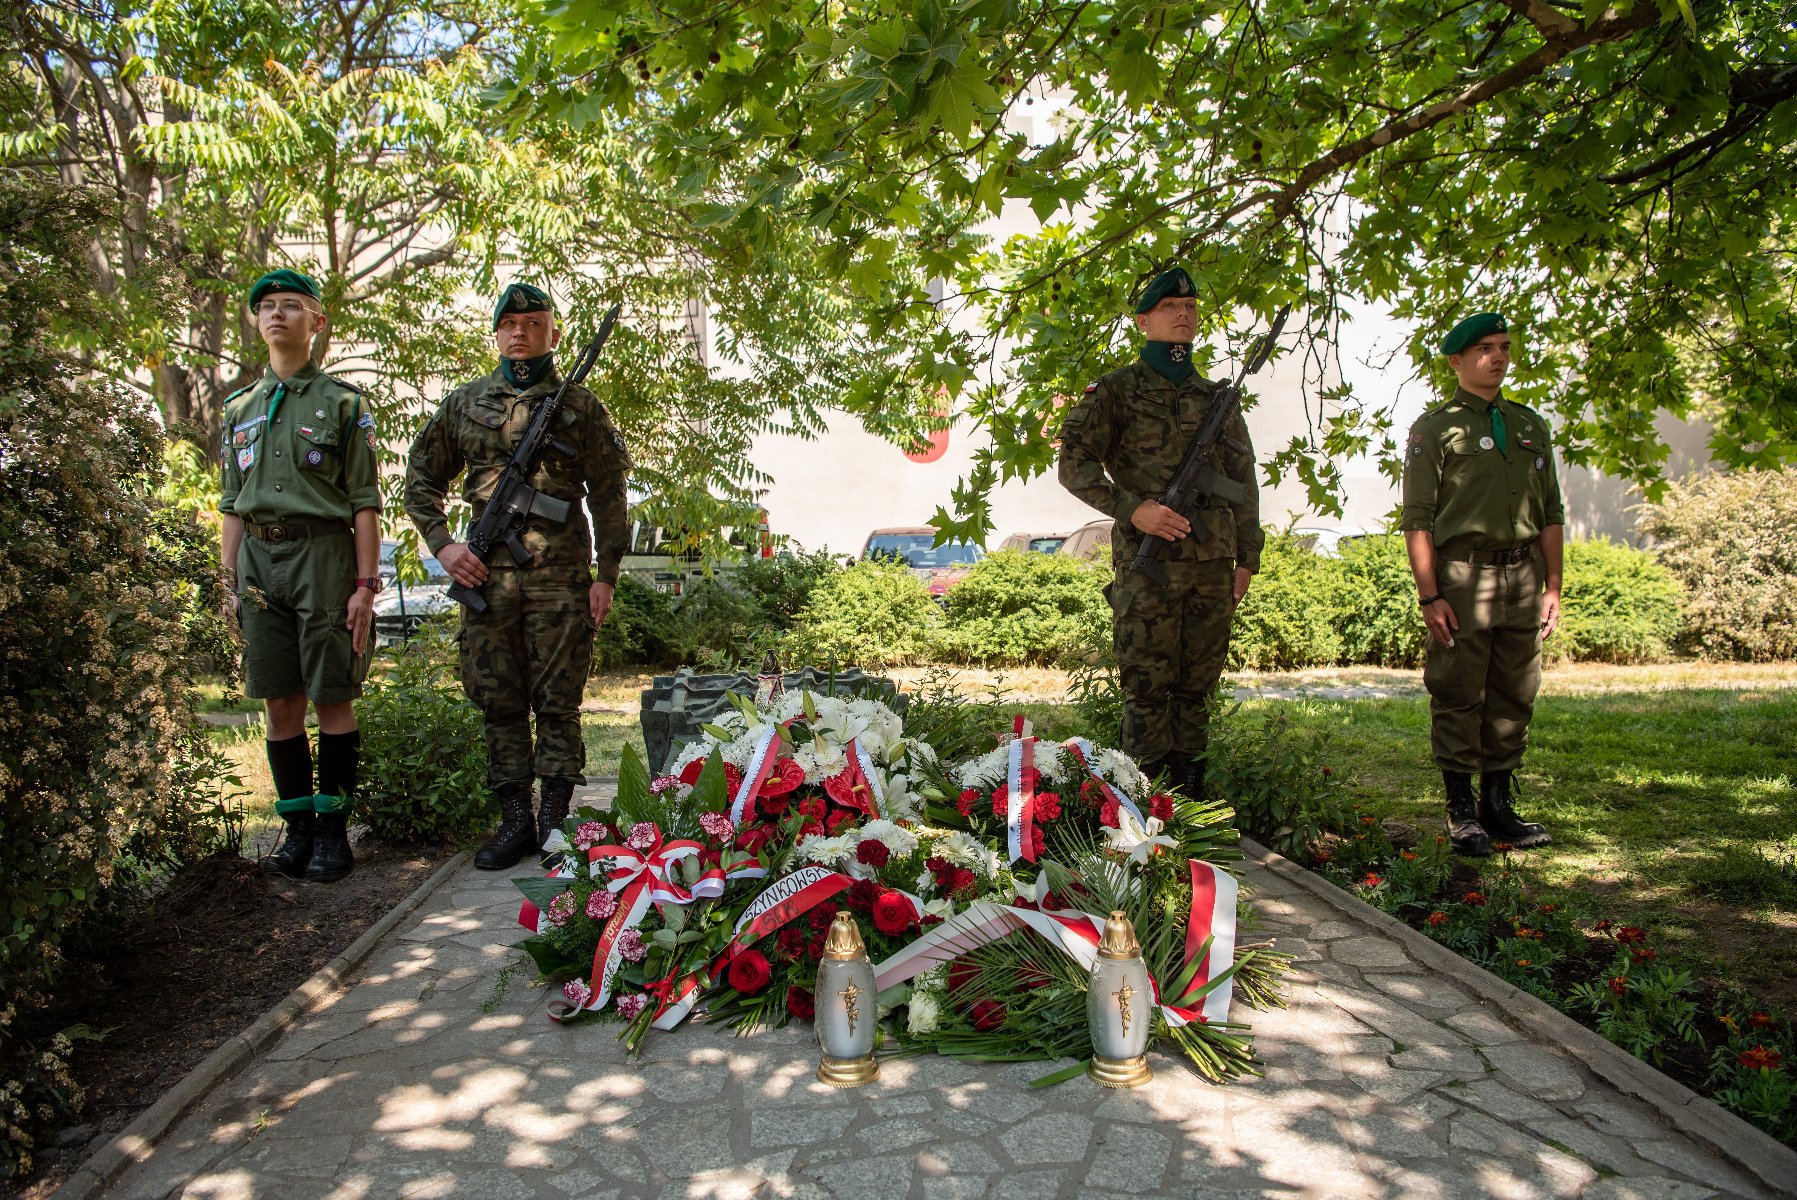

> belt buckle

[{"left": 268, "top": 524, "right": 287, "bottom": 543}]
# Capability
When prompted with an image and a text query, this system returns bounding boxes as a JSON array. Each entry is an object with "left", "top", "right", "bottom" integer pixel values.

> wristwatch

[{"left": 354, "top": 576, "right": 383, "bottom": 594}]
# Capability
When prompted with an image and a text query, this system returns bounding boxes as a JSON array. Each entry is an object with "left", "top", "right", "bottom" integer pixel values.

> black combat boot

[
  {"left": 1444, "top": 770, "right": 1492, "bottom": 857},
  {"left": 305, "top": 793, "right": 356, "bottom": 882},
  {"left": 475, "top": 781, "right": 537, "bottom": 870},
  {"left": 1177, "top": 757, "right": 1206, "bottom": 802},
  {"left": 1138, "top": 757, "right": 1171, "bottom": 790},
  {"left": 264, "top": 795, "right": 316, "bottom": 879},
  {"left": 1478, "top": 769, "right": 1552, "bottom": 848},
  {"left": 538, "top": 778, "right": 575, "bottom": 867}
]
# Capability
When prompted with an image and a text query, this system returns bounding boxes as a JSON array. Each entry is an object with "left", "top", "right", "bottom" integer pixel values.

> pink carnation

[
  {"left": 627, "top": 822, "right": 657, "bottom": 851},
  {"left": 561, "top": 979, "right": 591, "bottom": 1009},
  {"left": 699, "top": 811, "right": 736, "bottom": 844},
  {"left": 651, "top": 775, "right": 681, "bottom": 795},
  {"left": 574, "top": 821, "right": 608, "bottom": 850},
  {"left": 617, "top": 928, "right": 648, "bottom": 962},
  {"left": 616, "top": 993, "right": 649, "bottom": 1020},
  {"left": 586, "top": 890, "right": 618, "bottom": 920},
  {"left": 545, "top": 892, "right": 577, "bottom": 927}
]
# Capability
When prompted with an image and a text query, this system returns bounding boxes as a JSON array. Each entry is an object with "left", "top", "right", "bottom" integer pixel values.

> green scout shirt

[
  {"left": 219, "top": 364, "right": 382, "bottom": 524},
  {"left": 1400, "top": 387, "right": 1565, "bottom": 554},
  {"left": 1057, "top": 360, "right": 1265, "bottom": 573},
  {"left": 403, "top": 367, "right": 632, "bottom": 585}
]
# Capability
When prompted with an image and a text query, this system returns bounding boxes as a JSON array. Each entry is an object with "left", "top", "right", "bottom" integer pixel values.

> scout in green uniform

[
  {"left": 404, "top": 283, "right": 632, "bottom": 870},
  {"left": 1402, "top": 312, "right": 1563, "bottom": 855},
  {"left": 1057, "top": 267, "right": 1264, "bottom": 796},
  {"left": 219, "top": 268, "right": 383, "bottom": 882}
]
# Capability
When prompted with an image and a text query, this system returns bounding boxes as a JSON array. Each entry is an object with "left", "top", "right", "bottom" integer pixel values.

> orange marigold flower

[
  {"left": 1513, "top": 927, "right": 1536, "bottom": 940},
  {"left": 1719, "top": 1014, "right": 1739, "bottom": 1033},
  {"left": 1615, "top": 926, "right": 1647, "bottom": 945},
  {"left": 1747, "top": 1012, "right": 1777, "bottom": 1030},
  {"left": 1426, "top": 911, "right": 1449, "bottom": 927},
  {"left": 1738, "top": 1046, "right": 1783, "bottom": 1071},
  {"left": 1593, "top": 918, "right": 1613, "bottom": 932},
  {"left": 1494, "top": 842, "right": 1514, "bottom": 852},
  {"left": 1607, "top": 976, "right": 1628, "bottom": 997},
  {"left": 1515, "top": 958, "right": 1532, "bottom": 967},
  {"left": 1630, "top": 947, "right": 1658, "bottom": 964},
  {"left": 1400, "top": 850, "right": 1418, "bottom": 862},
  {"left": 1361, "top": 816, "right": 1377, "bottom": 826},
  {"left": 1313, "top": 849, "right": 1334, "bottom": 863},
  {"left": 1462, "top": 891, "right": 1486, "bottom": 907},
  {"left": 1362, "top": 872, "right": 1384, "bottom": 888},
  {"left": 1539, "top": 904, "right": 1556, "bottom": 914}
]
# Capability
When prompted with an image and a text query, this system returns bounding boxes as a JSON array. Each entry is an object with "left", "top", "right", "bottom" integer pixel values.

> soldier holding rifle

[
  {"left": 404, "top": 283, "right": 631, "bottom": 869},
  {"left": 1057, "top": 267, "right": 1268, "bottom": 799}
]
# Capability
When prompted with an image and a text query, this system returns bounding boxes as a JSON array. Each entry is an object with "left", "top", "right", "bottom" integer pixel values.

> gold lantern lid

[
  {"left": 1097, "top": 910, "right": 1143, "bottom": 959},
  {"left": 823, "top": 910, "right": 868, "bottom": 961}
]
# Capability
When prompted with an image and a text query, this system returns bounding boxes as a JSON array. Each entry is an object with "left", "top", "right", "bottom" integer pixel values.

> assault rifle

[
  {"left": 448, "top": 301, "right": 622, "bottom": 613},
  {"left": 1130, "top": 305, "right": 1290, "bottom": 588}
]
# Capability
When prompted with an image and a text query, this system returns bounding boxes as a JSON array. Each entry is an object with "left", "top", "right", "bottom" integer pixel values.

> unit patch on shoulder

[
  {"left": 1083, "top": 383, "right": 1098, "bottom": 394},
  {"left": 358, "top": 412, "right": 375, "bottom": 428}
]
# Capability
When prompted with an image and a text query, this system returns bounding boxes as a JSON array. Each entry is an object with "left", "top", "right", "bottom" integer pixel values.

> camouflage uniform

[
  {"left": 404, "top": 366, "right": 630, "bottom": 789},
  {"left": 1402, "top": 386, "right": 1564, "bottom": 773},
  {"left": 1058, "top": 361, "right": 1263, "bottom": 768}
]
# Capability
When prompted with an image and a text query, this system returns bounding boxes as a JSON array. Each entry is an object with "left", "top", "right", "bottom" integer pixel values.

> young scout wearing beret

[
  {"left": 1057, "top": 266, "right": 1263, "bottom": 798},
  {"left": 404, "top": 282, "right": 632, "bottom": 870},
  {"left": 219, "top": 268, "right": 382, "bottom": 882},
  {"left": 1402, "top": 312, "right": 1562, "bottom": 855}
]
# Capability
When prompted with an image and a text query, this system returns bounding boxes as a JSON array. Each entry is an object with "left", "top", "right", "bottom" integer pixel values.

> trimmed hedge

[
  {"left": 780, "top": 558, "right": 944, "bottom": 668},
  {"left": 941, "top": 550, "right": 1111, "bottom": 665},
  {"left": 1551, "top": 538, "right": 1685, "bottom": 664}
]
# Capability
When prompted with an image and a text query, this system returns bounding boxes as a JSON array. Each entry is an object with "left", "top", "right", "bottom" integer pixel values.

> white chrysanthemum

[
  {"left": 1092, "top": 747, "right": 1148, "bottom": 798},
  {"left": 937, "top": 830, "right": 1002, "bottom": 879},
  {"left": 858, "top": 818, "right": 919, "bottom": 858},
  {"left": 906, "top": 990, "right": 941, "bottom": 1034},
  {"left": 798, "top": 834, "right": 854, "bottom": 866},
  {"left": 793, "top": 742, "right": 850, "bottom": 782}
]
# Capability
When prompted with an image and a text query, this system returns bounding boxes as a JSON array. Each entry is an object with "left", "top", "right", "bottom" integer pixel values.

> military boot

[
  {"left": 1177, "top": 758, "right": 1207, "bottom": 802},
  {"left": 1478, "top": 769, "right": 1552, "bottom": 849},
  {"left": 538, "top": 778, "right": 575, "bottom": 867},
  {"left": 264, "top": 795, "right": 316, "bottom": 879},
  {"left": 1138, "top": 757, "right": 1171, "bottom": 790},
  {"left": 305, "top": 793, "right": 356, "bottom": 882},
  {"left": 475, "top": 781, "right": 537, "bottom": 871},
  {"left": 1444, "top": 770, "right": 1492, "bottom": 857}
]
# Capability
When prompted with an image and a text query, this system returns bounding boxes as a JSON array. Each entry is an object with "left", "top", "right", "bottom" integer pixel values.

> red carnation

[
  {"left": 846, "top": 878, "right": 880, "bottom": 913},
  {"left": 1079, "top": 779, "right": 1100, "bottom": 808},
  {"left": 957, "top": 788, "right": 980, "bottom": 816},
  {"left": 872, "top": 891, "right": 917, "bottom": 936},
  {"left": 1150, "top": 793, "right": 1173, "bottom": 822},
  {"left": 786, "top": 986, "right": 815, "bottom": 1020},
  {"left": 969, "top": 999, "right": 1007, "bottom": 1031},
  {"left": 809, "top": 906, "right": 835, "bottom": 932},
  {"left": 947, "top": 958, "right": 980, "bottom": 995},
  {"left": 798, "top": 819, "right": 825, "bottom": 840},
  {"left": 950, "top": 868, "right": 977, "bottom": 895},
  {"left": 991, "top": 785, "right": 1009, "bottom": 819},
  {"left": 759, "top": 757, "right": 804, "bottom": 798},
  {"left": 776, "top": 927, "right": 807, "bottom": 959},
  {"left": 806, "top": 936, "right": 826, "bottom": 961},
  {"left": 857, "top": 839, "right": 892, "bottom": 867},
  {"left": 726, "top": 949, "right": 773, "bottom": 995},
  {"left": 1033, "top": 792, "right": 1062, "bottom": 821},
  {"left": 1027, "top": 826, "right": 1047, "bottom": 859},
  {"left": 798, "top": 794, "right": 827, "bottom": 820},
  {"left": 1099, "top": 798, "right": 1120, "bottom": 828},
  {"left": 925, "top": 855, "right": 953, "bottom": 882}
]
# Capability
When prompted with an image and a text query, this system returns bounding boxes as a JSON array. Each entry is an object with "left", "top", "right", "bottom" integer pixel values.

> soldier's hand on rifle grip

[
  {"left": 439, "top": 542, "right": 489, "bottom": 588},
  {"left": 1131, "top": 499, "right": 1190, "bottom": 541}
]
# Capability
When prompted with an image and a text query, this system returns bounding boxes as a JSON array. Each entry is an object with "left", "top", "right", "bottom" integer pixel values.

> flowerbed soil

[{"left": 8, "top": 840, "right": 452, "bottom": 1200}]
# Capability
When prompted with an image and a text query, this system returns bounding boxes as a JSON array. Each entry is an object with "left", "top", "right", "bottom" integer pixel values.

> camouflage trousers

[
  {"left": 458, "top": 565, "right": 594, "bottom": 789},
  {"left": 1424, "top": 550, "right": 1544, "bottom": 773},
  {"left": 1111, "top": 557, "right": 1236, "bottom": 764}
]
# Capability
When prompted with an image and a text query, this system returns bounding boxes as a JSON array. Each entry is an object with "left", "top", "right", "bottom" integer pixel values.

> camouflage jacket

[
  {"left": 404, "top": 366, "right": 631, "bottom": 584},
  {"left": 1057, "top": 360, "right": 1264, "bottom": 573}
]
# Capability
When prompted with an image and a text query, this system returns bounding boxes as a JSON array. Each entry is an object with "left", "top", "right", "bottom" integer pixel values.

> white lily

[{"left": 1103, "top": 808, "right": 1178, "bottom": 865}]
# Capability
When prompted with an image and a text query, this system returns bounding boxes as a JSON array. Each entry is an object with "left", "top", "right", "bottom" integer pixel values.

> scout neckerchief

[
  {"left": 1142, "top": 340, "right": 1195, "bottom": 383},
  {"left": 502, "top": 352, "right": 555, "bottom": 389},
  {"left": 1488, "top": 398, "right": 1508, "bottom": 459}
]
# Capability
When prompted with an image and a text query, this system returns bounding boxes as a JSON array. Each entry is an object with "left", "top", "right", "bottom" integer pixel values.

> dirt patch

[{"left": 8, "top": 839, "right": 452, "bottom": 1200}]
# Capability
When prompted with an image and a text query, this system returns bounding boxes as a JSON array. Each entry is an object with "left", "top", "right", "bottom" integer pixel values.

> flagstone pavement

[{"left": 87, "top": 808, "right": 1789, "bottom": 1199}]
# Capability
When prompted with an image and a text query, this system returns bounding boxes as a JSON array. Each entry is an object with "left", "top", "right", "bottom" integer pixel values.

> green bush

[
  {"left": 1553, "top": 538, "right": 1685, "bottom": 664},
  {"left": 781, "top": 558, "right": 944, "bottom": 668},
  {"left": 729, "top": 549, "right": 842, "bottom": 627},
  {"left": 594, "top": 574, "right": 682, "bottom": 670},
  {"left": 942, "top": 551, "right": 1111, "bottom": 666},
  {"left": 1336, "top": 535, "right": 1428, "bottom": 668},
  {"left": 1228, "top": 534, "right": 1355, "bottom": 670},
  {"left": 1205, "top": 697, "right": 1351, "bottom": 859},
  {"left": 355, "top": 626, "right": 494, "bottom": 842},
  {"left": 1639, "top": 470, "right": 1797, "bottom": 661}
]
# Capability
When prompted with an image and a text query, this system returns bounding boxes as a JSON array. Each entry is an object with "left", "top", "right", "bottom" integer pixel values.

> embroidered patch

[
  {"left": 611, "top": 430, "right": 627, "bottom": 454},
  {"left": 233, "top": 415, "right": 266, "bottom": 433},
  {"left": 237, "top": 446, "right": 255, "bottom": 471},
  {"left": 299, "top": 425, "right": 316, "bottom": 438},
  {"left": 1478, "top": 436, "right": 1495, "bottom": 450},
  {"left": 314, "top": 408, "right": 325, "bottom": 418},
  {"left": 234, "top": 430, "right": 249, "bottom": 446},
  {"left": 366, "top": 431, "right": 377, "bottom": 450},
  {"left": 305, "top": 448, "right": 324, "bottom": 467},
  {"left": 358, "top": 413, "right": 375, "bottom": 429}
]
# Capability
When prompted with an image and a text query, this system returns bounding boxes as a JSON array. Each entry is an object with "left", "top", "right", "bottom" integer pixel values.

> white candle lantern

[
  {"left": 1086, "top": 909, "right": 1154, "bottom": 1087},
  {"left": 814, "top": 910, "right": 879, "bottom": 1087}
]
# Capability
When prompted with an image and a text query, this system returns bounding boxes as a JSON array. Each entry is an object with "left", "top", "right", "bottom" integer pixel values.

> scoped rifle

[
  {"left": 448, "top": 301, "right": 623, "bottom": 613},
  {"left": 1130, "top": 305, "right": 1290, "bottom": 587}
]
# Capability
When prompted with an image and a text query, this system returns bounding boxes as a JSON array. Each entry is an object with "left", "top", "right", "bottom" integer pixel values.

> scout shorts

[{"left": 236, "top": 531, "right": 373, "bottom": 704}]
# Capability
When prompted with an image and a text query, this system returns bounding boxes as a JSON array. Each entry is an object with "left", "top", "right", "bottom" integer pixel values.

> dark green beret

[
  {"left": 1134, "top": 267, "right": 1196, "bottom": 314},
  {"left": 493, "top": 282, "right": 553, "bottom": 329},
  {"left": 1441, "top": 311, "right": 1509, "bottom": 356},
  {"left": 247, "top": 268, "right": 320, "bottom": 310}
]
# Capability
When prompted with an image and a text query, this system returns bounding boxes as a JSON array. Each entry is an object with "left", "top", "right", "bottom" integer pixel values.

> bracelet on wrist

[
  {"left": 354, "top": 576, "right": 383, "bottom": 593},
  {"left": 1418, "top": 593, "right": 1443, "bottom": 608}
]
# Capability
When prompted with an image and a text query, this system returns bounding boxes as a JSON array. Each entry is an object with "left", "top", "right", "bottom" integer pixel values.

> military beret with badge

[
  {"left": 493, "top": 282, "right": 554, "bottom": 330},
  {"left": 1440, "top": 311, "right": 1508, "bottom": 356},
  {"left": 1133, "top": 266, "right": 1196, "bottom": 314},
  {"left": 247, "top": 268, "right": 321, "bottom": 311}
]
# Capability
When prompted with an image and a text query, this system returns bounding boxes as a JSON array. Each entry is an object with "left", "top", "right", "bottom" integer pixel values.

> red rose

[
  {"left": 786, "top": 986, "right": 815, "bottom": 1020},
  {"left": 857, "top": 839, "right": 892, "bottom": 867},
  {"left": 1033, "top": 792, "right": 1062, "bottom": 821},
  {"left": 1017, "top": 962, "right": 1052, "bottom": 990},
  {"left": 846, "top": 879, "right": 880, "bottom": 912},
  {"left": 947, "top": 958, "right": 980, "bottom": 995},
  {"left": 1043, "top": 889, "right": 1066, "bottom": 911},
  {"left": 957, "top": 788, "right": 980, "bottom": 816},
  {"left": 726, "top": 948, "right": 773, "bottom": 995},
  {"left": 1099, "top": 799, "right": 1120, "bottom": 828},
  {"left": 950, "top": 868, "right": 977, "bottom": 895},
  {"left": 969, "top": 999, "right": 1007, "bottom": 1031},
  {"left": 798, "top": 794, "right": 827, "bottom": 820},
  {"left": 1150, "top": 793, "right": 1173, "bottom": 822},
  {"left": 759, "top": 757, "right": 804, "bottom": 798},
  {"left": 872, "top": 891, "right": 917, "bottom": 936},
  {"left": 776, "top": 927, "right": 807, "bottom": 959},
  {"left": 826, "top": 808, "right": 858, "bottom": 835}
]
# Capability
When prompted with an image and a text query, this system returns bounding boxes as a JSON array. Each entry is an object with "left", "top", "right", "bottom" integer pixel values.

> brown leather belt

[
  {"left": 1443, "top": 542, "right": 1537, "bottom": 567},
  {"left": 244, "top": 518, "right": 350, "bottom": 543}
]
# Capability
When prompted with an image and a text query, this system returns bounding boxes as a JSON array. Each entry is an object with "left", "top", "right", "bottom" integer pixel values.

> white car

[{"left": 372, "top": 582, "right": 457, "bottom": 648}]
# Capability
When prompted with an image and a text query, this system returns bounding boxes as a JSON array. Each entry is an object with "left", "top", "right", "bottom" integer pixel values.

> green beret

[
  {"left": 1440, "top": 311, "right": 1509, "bottom": 356},
  {"left": 493, "top": 282, "right": 553, "bottom": 329},
  {"left": 1134, "top": 267, "right": 1196, "bottom": 314},
  {"left": 247, "top": 268, "right": 320, "bottom": 310}
]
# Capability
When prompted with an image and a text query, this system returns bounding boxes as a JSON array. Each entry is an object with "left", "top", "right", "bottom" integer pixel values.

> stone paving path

[{"left": 95, "top": 841, "right": 1775, "bottom": 1199}]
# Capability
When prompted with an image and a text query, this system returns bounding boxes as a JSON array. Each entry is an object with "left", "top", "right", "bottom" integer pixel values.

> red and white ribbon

[
  {"left": 845, "top": 737, "right": 886, "bottom": 819},
  {"left": 1006, "top": 716, "right": 1038, "bottom": 864},
  {"left": 1159, "top": 858, "right": 1240, "bottom": 1027},
  {"left": 731, "top": 725, "right": 785, "bottom": 824},
  {"left": 1062, "top": 736, "right": 1146, "bottom": 826}
]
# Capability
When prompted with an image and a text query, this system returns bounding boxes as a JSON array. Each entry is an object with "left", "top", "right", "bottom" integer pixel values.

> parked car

[
  {"left": 373, "top": 540, "right": 456, "bottom": 648},
  {"left": 998, "top": 531, "right": 1067, "bottom": 554},
  {"left": 621, "top": 505, "right": 774, "bottom": 595},
  {"left": 862, "top": 526, "right": 985, "bottom": 598},
  {"left": 1056, "top": 518, "right": 1113, "bottom": 562},
  {"left": 1289, "top": 527, "right": 1373, "bottom": 557}
]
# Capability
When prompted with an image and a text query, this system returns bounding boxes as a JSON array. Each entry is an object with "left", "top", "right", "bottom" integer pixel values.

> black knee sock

[
  {"left": 317, "top": 729, "right": 361, "bottom": 800},
  {"left": 267, "top": 734, "right": 314, "bottom": 802}
]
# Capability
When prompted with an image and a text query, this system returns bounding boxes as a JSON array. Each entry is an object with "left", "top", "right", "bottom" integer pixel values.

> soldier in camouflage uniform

[
  {"left": 219, "top": 268, "right": 382, "bottom": 883},
  {"left": 405, "top": 283, "right": 631, "bottom": 870},
  {"left": 1057, "top": 267, "right": 1264, "bottom": 797},
  {"left": 1402, "top": 311, "right": 1563, "bottom": 856}
]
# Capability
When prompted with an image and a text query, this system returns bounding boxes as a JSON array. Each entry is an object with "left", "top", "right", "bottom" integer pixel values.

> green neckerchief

[
  {"left": 264, "top": 380, "right": 288, "bottom": 425},
  {"left": 1142, "top": 340, "right": 1195, "bottom": 383},
  {"left": 1489, "top": 401, "right": 1508, "bottom": 459},
  {"left": 502, "top": 352, "right": 555, "bottom": 389}
]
